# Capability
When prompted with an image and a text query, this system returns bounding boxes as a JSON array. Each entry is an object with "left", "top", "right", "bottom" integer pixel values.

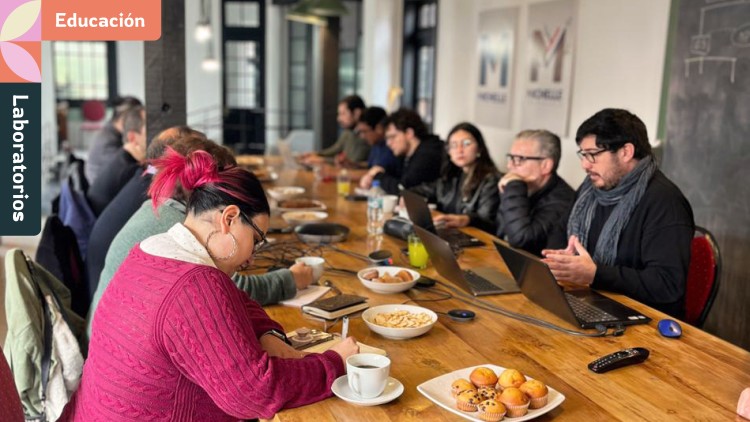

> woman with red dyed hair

[{"left": 61, "top": 148, "right": 359, "bottom": 421}]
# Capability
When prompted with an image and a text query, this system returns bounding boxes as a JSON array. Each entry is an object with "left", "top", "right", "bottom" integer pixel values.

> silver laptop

[
  {"left": 414, "top": 225, "right": 520, "bottom": 296},
  {"left": 493, "top": 239, "right": 651, "bottom": 328}
]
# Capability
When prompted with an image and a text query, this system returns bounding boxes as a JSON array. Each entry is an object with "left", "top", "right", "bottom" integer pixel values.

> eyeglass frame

[
  {"left": 447, "top": 138, "right": 476, "bottom": 150},
  {"left": 238, "top": 210, "right": 267, "bottom": 251},
  {"left": 575, "top": 147, "right": 610, "bottom": 163},
  {"left": 506, "top": 153, "right": 546, "bottom": 166}
]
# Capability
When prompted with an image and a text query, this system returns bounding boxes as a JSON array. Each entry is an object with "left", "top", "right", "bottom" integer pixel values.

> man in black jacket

[
  {"left": 359, "top": 108, "right": 442, "bottom": 195},
  {"left": 497, "top": 130, "right": 575, "bottom": 256},
  {"left": 542, "top": 109, "right": 694, "bottom": 318}
]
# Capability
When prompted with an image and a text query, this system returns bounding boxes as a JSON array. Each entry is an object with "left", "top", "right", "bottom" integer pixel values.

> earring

[{"left": 205, "top": 230, "right": 237, "bottom": 261}]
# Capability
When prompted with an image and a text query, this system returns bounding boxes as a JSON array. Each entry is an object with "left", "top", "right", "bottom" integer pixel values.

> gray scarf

[{"left": 567, "top": 156, "right": 657, "bottom": 265}]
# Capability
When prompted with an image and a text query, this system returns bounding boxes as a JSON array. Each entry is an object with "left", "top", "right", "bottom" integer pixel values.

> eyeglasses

[
  {"left": 576, "top": 148, "right": 609, "bottom": 163},
  {"left": 506, "top": 154, "right": 546, "bottom": 166},
  {"left": 448, "top": 138, "right": 476, "bottom": 150},
  {"left": 239, "top": 211, "right": 267, "bottom": 252}
]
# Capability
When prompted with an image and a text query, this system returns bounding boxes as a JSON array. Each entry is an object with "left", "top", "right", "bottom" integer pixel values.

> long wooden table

[{"left": 252, "top": 163, "right": 750, "bottom": 421}]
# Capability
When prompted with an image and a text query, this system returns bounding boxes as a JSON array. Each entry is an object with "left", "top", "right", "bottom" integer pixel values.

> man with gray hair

[{"left": 496, "top": 129, "right": 575, "bottom": 256}]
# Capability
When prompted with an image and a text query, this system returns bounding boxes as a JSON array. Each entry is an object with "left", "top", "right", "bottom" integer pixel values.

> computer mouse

[
  {"left": 657, "top": 319, "right": 682, "bottom": 338},
  {"left": 447, "top": 309, "right": 476, "bottom": 322}
]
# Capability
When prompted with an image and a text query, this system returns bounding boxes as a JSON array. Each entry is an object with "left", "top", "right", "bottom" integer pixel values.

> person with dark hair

[
  {"left": 359, "top": 108, "right": 443, "bottom": 195},
  {"left": 496, "top": 129, "right": 575, "bottom": 256},
  {"left": 408, "top": 122, "right": 501, "bottom": 234},
  {"left": 62, "top": 148, "right": 359, "bottom": 421},
  {"left": 85, "top": 132, "right": 313, "bottom": 346},
  {"left": 85, "top": 96, "right": 142, "bottom": 183},
  {"left": 543, "top": 108, "right": 694, "bottom": 318},
  {"left": 339, "top": 106, "right": 400, "bottom": 176},
  {"left": 300, "top": 95, "right": 370, "bottom": 164},
  {"left": 87, "top": 106, "right": 147, "bottom": 215}
]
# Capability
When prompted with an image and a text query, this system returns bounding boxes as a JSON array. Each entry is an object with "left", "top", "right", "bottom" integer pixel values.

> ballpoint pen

[{"left": 341, "top": 316, "right": 349, "bottom": 339}]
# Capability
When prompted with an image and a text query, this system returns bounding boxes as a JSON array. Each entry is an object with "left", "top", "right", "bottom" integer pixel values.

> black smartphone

[{"left": 346, "top": 194, "right": 368, "bottom": 201}]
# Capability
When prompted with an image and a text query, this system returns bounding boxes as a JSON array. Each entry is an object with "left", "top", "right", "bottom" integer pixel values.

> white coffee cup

[
  {"left": 346, "top": 353, "right": 391, "bottom": 399},
  {"left": 295, "top": 256, "right": 325, "bottom": 282},
  {"left": 382, "top": 195, "right": 398, "bottom": 214}
]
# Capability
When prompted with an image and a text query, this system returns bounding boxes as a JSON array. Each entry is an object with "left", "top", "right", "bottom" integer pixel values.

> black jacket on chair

[{"left": 496, "top": 174, "right": 575, "bottom": 256}]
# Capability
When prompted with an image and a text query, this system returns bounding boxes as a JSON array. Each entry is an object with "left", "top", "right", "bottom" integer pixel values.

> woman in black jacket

[{"left": 408, "top": 122, "right": 501, "bottom": 234}]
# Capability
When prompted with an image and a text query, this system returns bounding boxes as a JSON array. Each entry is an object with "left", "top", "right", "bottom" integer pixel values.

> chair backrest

[{"left": 685, "top": 226, "right": 721, "bottom": 327}]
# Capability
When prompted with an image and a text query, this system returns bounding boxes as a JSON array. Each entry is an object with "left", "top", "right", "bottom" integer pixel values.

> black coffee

[{"left": 354, "top": 365, "right": 379, "bottom": 369}]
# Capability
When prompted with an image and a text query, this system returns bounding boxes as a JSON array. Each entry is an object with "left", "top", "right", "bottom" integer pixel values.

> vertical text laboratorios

[{"left": 11, "top": 95, "right": 30, "bottom": 222}]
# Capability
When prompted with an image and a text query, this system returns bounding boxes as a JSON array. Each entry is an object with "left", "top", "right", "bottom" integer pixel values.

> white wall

[
  {"left": 361, "top": 0, "right": 404, "bottom": 109},
  {"left": 116, "top": 42, "right": 145, "bottom": 100},
  {"left": 432, "top": 0, "right": 671, "bottom": 188}
]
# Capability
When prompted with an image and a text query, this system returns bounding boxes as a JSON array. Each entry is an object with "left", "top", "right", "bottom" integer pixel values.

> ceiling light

[
  {"left": 286, "top": 0, "right": 327, "bottom": 26},
  {"left": 194, "top": 21, "right": 212, "bottom": 43},
  {"left": 310, "top": 0, "right": 349, "bottom": 17}
]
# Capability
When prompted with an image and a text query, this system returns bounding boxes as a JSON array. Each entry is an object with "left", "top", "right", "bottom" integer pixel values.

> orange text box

[{"left": 42, "top": 0, "right": 161, "bottom": 41}]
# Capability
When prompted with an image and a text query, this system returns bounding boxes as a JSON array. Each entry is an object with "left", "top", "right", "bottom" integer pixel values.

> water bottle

[{"left": 367, "top": 180, "right": 385, "bottom": 235}]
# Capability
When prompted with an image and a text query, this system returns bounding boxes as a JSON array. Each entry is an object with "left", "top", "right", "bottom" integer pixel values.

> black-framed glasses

[
  {"left": 506, "top": 154, "right": 546, "bottom": 166},
  {"left": 576, "top": 148, "right": 608, "bottom": 163},
  {"left": 239, "top": 211, "right": 267, "bottom": 252},
  {"left": 448, "top": 138, "right": 476, "bottom": 150}
]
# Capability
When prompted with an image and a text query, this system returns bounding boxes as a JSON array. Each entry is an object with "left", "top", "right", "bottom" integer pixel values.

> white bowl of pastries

[
  {"left": 282, "top": 211, "right": 328, "bottom": 226},
  {"left": 362, "top": 304, "right": 437, "bottom": 340},
  {"left": 267, "top": 186, "right": 305, "bottom": 201},
  {"left": 357, "top": 266, "right": 420, "bottom": 294}
]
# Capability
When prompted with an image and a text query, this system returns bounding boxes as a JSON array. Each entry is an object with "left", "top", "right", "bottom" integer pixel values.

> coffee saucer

[{"left": 331, "top": 375, "right": 404, "bottom": 406}]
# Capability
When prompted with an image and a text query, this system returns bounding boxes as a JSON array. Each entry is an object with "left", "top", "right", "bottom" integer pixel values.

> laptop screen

[{"left": 402, "top": 191, "right": 437, "bottom": 233}]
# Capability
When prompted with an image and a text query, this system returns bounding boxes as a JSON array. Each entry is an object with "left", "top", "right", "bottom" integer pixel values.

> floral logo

[{"left": 0, "top": 0, "right": 41, "bottom": 83}]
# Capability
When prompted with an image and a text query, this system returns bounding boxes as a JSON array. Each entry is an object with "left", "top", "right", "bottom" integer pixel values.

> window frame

[{"left": 52, "top": 41, "right": 118, "bottom": 107}]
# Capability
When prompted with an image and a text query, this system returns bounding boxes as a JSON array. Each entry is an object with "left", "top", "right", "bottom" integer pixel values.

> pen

[{"left": 341, "top": 316, "right": 349, "bottom": 339}]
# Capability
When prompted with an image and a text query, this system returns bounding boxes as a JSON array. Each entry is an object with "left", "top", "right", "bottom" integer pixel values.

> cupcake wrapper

[
  {"left": 479, "top": 410, "right": 506, "bottom": 421},
  {"left": 456, "top": 401, "right": 478, "bottom": 412},
  {"left": 528, "top": 394, "right": 548, "bottom": 409},
  {"left": 503, "top": 402, "right": 530, "bottom": 418}
]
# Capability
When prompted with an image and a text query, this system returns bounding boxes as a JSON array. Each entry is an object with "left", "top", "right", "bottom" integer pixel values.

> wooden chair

[{"left": 684, "top": 226, "right": 721, "bottom": 327}]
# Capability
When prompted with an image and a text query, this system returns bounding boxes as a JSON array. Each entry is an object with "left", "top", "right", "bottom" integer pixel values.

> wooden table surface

[{"left": 251, "top": 162, "right": 750, "bottom": 421}]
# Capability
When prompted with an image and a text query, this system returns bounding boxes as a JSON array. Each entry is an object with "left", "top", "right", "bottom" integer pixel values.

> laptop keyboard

[
  {"left": 438, "top": 228, "right": 482, "bottom": 247},
  {"left": 565, "top": 293, "right": 618, "bottom": 323},
  {"left": 463, "top": 270, "right": 503, "bottom": 293}
]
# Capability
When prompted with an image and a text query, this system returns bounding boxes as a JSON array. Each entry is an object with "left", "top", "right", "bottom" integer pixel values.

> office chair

[{"left": 684, "top": 226, "right": 721, "bottom": 328}]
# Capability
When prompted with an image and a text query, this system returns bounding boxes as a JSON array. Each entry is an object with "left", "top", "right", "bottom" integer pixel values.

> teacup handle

[{"left": 350, "top": 372, "right": 361, "bottom": 396}]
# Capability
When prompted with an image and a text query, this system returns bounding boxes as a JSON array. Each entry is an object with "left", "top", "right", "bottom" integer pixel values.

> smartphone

[{"left": 346, "top": 194, "right": 369, "bottom": 201}]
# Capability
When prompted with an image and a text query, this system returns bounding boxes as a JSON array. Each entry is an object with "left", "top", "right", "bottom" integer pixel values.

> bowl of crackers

[
  {"left": 362, "top": 304, "right": 437, "bottom": 340},
  {"left": 357, "top": 266, "right": 420, "bottom": 294}
]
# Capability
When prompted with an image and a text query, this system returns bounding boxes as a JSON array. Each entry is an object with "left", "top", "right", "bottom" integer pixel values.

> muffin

[
  {"left": 456, "top": 390, "right": 481, "bottom": 412},
  {"left": 477, "top": 399, "right": 506, "bottom": 422},
  {"left": 477, "top": 386, "right": 498, "bottom": 401},
  {"left": 469, "top": 367, "right": 499, "bottom": 388},
  {"left": 451, "top": 378, "right": 476, "bottom": 398},
  {"left": 497, "top": 368, "right": 527, "bottom": 390},
  {"left": 498, "top": 387, "right": 530, "bottom": 418},
  {"left": 519, "top": 379, "right": 549, "bottom": 409}
]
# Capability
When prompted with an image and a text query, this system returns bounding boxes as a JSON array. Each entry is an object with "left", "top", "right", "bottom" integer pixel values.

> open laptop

[
  {"left": 402, "top": 191, "right": 484, "bottom": 248},
  {"left": 414, "top": 225, "right": 520, "bottom": 296},
  {"left": 493, "top": 240, "right": 651, "bottom": 328}
]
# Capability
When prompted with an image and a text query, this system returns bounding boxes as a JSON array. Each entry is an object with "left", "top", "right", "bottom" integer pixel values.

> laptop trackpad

[{"left": 471, "top": 267, "right": 520, "bottom": 293}]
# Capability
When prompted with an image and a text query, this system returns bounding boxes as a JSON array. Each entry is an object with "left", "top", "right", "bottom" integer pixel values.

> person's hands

[
  {"left": 302, "top": 154, "right": 325, "bottom": 165},
  {"left": 359, "top": 166, "right": 383, "bottom": 189},
  {"left": 434, "top": 214, "right": 470, "bottom": 228},
  {"left": 329, "top": 336, "right": 360, "bottom": 363},
  {"left": 498, "top": 172, "right": 526, "bottom": 193},
  {"left": 260, "top": 334, "right": 307, "bottom": 359},
  {"left": 542, "top": 236, "right": 596, "bottom": 287},
  {"left": 289, "top": 262, "right": 313, "bottom": 290}
]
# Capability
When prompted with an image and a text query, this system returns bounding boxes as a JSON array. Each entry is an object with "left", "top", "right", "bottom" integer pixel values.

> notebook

[
  {"left": 402, "top": 191, "right": 484, "bottom": 248},
  {"left": 302, "top": 294, "right": 369, "bottom": 320},
  {"left": 414, "top": 225, "right": 520, "bottom": 296},
  {"left": 493, "top": 240, "right": 651, "bottom": 329}
]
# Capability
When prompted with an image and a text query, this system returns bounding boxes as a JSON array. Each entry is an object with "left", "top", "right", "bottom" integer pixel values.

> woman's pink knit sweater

[{"left": 60, "top": 246, "right": 344, "bottom": 421}]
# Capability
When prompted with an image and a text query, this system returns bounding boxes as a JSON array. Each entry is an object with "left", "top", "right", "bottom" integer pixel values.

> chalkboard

[{"left": 661, "top": 0, "right": 750, "bottom": 349}]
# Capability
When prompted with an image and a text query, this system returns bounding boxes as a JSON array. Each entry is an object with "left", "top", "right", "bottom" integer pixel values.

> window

[
  {"left": 402, "top": 0, "right": 437, "bottom": 127},
  {"left": 52, "top": 41, "right": 117, "bottom": 104},
  {"left": 288, "top": 21, "right": 314, "bottom": 132},
  {"left": 338, "top": 0, "right": 363, "bottom": 98}
]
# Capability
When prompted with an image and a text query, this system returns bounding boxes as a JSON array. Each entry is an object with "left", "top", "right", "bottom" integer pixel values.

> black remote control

[{"left": 588, "top": 347, "right": 650, "bottom": 373}]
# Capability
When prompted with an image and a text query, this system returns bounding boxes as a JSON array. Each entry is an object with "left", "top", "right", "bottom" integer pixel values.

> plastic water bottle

[{"left": 367, "top": 180, "right": 385, "bottom": 235}]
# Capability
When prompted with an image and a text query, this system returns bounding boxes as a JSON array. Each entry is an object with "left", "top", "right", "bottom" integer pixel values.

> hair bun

[{"left": 181, "top": 150, "right": 220, "bottom": 191}]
